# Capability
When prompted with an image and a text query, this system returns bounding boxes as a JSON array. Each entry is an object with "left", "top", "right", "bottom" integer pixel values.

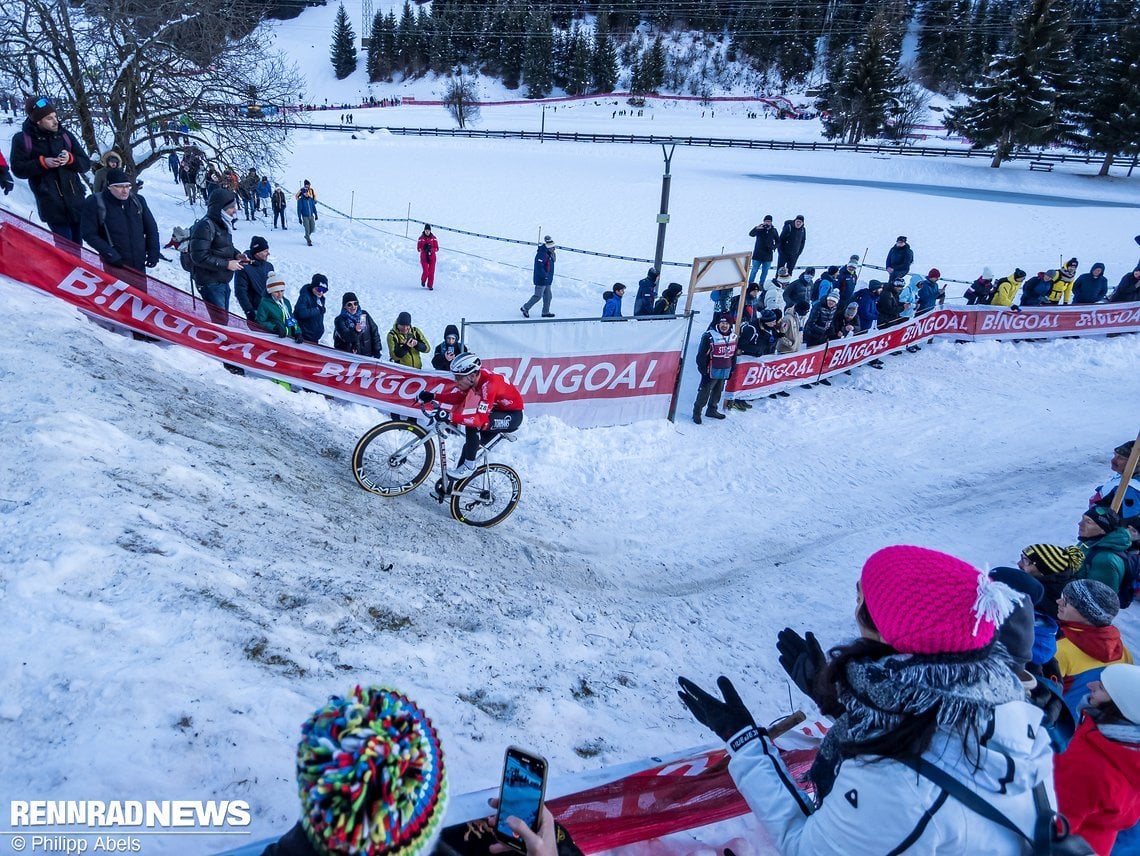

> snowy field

[{"left": 2, "top": 46, "right": 1140, "bottom": 856}]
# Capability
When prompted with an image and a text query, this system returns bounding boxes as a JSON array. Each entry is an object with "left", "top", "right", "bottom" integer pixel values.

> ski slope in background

[{"left": 2, "top": 34, "right": 1140, "bottom": 855}]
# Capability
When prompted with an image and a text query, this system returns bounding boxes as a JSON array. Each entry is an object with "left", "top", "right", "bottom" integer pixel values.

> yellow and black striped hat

[{"left": 1022, "top": 543, "right": 1084, "bottom": 575}]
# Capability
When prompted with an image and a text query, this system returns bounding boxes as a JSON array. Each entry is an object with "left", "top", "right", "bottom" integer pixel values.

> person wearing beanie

[
  {"left": 1019, "top": 543, "right": 1085, "bottom": 619},
  {"left": 260, "top": 685, "right": 449, "bottom": 856},
  {"left": 78, "top": 165, "right": 160, "bottom": 274},
  {"left": 830, "top": 298, "right": 862, "bottom": 339},
  {"left": 783, "top": 267, "right": 812, "bottom": 311},
  {"left": 803, "top": 290, "right": 840, "bottom": 347},
  {"left": 522, "top": 237, "right": 556, "bottom": 318},
  {"left": 747, "top": 215, "right": 778, "bottom": 287},
  {"left": 1072, "top": 262, "right": 1109, "bottom": 305},
  {"left": 679, "top": 546, "right": 1050, "bottom": 854},
  {"left": 876, "top": 277, "right": 904, "bottom": 327},
  {"left": 1056, "top": 578, "right": 1133, "bottom": 700},
  {"left": 387, "top": 311, "right": 430, "bottom": 369},
  {"left": 417, "top": 224, "right": 438, "bottom": 290},
  {"left": 293, "top": 274, "right": 329, "bottom": 344},
  {"left": 1055, "top": 663, "right": 1140, "bottom": 856},
  {"left": 1045, "top": 258, "right": 1079, "bottom": 305},
  {"left": 833, "top": 260, "right": 857, "bottom": 307},
  {"left": 813, "top": 265, "right": 840, "bottom": 303},
  {"left": 692, "top": 313, "right": 737, "bottom": 423},
  {"left": 1109, "top": 265, "right": 1140, "bottom": 303},
  {"left": 916, "top": 268, "right": 945, "bottom": 315},
  {"left": 964, "top": 267, "right": 997, "bottom": 305},
  {"left": 777, "top": 215, "right": 807, "bottom": 275},
  {"left": 333, "top": 292, "right": 382, "bottom": 358},
  {"left": 91, "top": 149, "right": 124, "bottom": 194},
  {"left": 1075, "top": 505, "right": 1132, "bottom": 592},
  {"left": 990, "top": 567, "right": 1060, "bottom": 671},
  {"left": 1090, "top": 440, "right": 1140, "bottom": 520},
  {"left": 295, "top": 179, "right": 317, "bottom": 246},
  {"left": 254, "top": 273, "right": 304, "bottom": 343},
  {"left": 9, "top": 96, "right": 92, "bottom": 242},
  {"left": 1017, "top": 270, "right": 1054, "bottom": 307},
  {"left": 851, "top": 279, "right": 881, "bottom": 333},
  {"left": 653, "top": 281, "right": 683, "bottom": 316},
  {"left": 431, "top": 323, "right": 469, "bottom": 371},
  {"left": 884, "top": 235, "right": 914, "bottom": 282},
  {"left": 234, "top": 236, "right": 274, "bottom": 321},
  {"left": 189, "top": 188, "right": 246, "bottom": 321},
  {"left": 633, "top": 266, "right": 660, "bottom": 316},
  {"left": 991, "top": 269, "right": 1027, "bottom": 307}
]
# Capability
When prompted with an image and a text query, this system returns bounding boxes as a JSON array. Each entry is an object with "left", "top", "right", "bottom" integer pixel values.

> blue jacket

[
  {"left": 296, "top": 190, "right": 316, "bottom": 218},
  {"left": 602, "top": 293, "right": 623, "bottom": 317},
  {"left": 916, "top": 278, "right": 942, "bottom": 312},
  {"left": 1072, "top": 268, "right": 1108, "bottom": 304},
  {"left": 533, "top": 245, "right": 555, "bottom": 287},
  {"left": 837, "top": 268, "right": 858, "bottom": 303},
  {"left": 633, "top": 273, "right": 658, "bottom": 316},
  {"left": 854, "top": 287, "right": 880, "bottom": 330},
  {"left": 885, "top": 243, "right": 914, "bottom": 279},
  {"left": 899, "top": 282, "right": 919, "bottom": 318},
  {"left": 1020, "top": 276, "right": 1052, "bottom": 306},
  {"left": 293, "top": 286, "right": 326, "bottom": 343}
]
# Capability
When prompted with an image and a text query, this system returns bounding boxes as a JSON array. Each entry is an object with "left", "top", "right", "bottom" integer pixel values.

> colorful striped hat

[
  {"left": 297, "top": 686, "right": 448, "bottom": 856},
  {"left": 1022, "top": 543, "right": 1084, "bottom": 575}
]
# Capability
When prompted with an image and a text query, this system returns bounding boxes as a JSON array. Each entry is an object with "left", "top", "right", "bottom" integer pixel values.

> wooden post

[{"left": 1110, "top": 429, "right": 1140, "bottom": 513}]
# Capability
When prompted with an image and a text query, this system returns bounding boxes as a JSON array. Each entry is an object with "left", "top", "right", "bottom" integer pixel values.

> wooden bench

[{"left": 1028, "top": 161, "right": 1054, "bottom": 173}]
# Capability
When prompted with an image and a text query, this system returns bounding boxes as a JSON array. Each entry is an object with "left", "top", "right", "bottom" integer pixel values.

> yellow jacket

[
  {"left": 991, "top": 275, "right": 1023, "bottom": 307},
  {"left": 1047, "top": 269, "right": 1075, "bottom": 304}
]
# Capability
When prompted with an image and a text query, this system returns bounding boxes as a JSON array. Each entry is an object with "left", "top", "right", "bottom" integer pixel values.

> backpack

[
  {"left": 22, "top": 129, "right": 74, "bottom": 155},
  {"left": 169, "top": 226, "right": 194, "bottom": 272},
  {"left": 1087, "top": 545, "right": 1140, "bottom": 608}
]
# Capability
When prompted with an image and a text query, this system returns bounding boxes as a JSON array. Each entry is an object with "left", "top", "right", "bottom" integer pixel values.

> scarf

[
  {"left": 340, "top": 306, "right": 363, "bottom": 326},
  {"left": 810, "top": 646, "right": 1022, "bottom": 802}
]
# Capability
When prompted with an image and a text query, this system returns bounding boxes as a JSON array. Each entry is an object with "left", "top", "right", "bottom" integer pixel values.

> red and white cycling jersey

[{"left": 436, "top": 369, "right": 524, "bottom": 430}]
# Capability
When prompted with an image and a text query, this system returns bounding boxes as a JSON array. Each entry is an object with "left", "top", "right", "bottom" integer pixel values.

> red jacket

[
  {"left": 1055, "top": 716, "right": 1140, "bottom": 854},
  {"left": 436, "top": 369, "right": 523, "bottom": 430},
  {"left": 417, "top": 233, "right": 438, "bottom": 263}
]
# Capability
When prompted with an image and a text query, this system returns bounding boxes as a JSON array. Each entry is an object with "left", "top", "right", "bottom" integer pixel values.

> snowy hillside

[{"left": 2, "top": 23, "right": 1140, "bottom": 854}]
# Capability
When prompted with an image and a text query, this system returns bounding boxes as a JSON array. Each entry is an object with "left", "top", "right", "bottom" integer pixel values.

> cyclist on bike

[{"left": 418, "top": 353, "right": 524, "bottom": 478}]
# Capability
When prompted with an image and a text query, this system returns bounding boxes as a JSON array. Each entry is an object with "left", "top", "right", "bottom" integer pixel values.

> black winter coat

[
  {"left": 783, "top": 278, "right": 811, "bottom": 310},
  {"left": 333, "top": 311, "right": 383, "bottom": 358},
  {"left": 803, "top": 302, "right": 837, "bottom": 346},
  {"left": 778, "top": 220, "right": 806, "bottom": 266},
  {"left": 189, "top": 192, "right": 240, "bottom": 285},
  {"left": 877, "top": 288, "right": 902, "bottom": 324},
  {"left": 885, "top": 243, "right": 914, "bottom": 279},
  {"left": 79, "top": 190, "right": 159, "bottom": 271},
  {"left": 748, "top": 224, "right": 779, "bottom": 262},
  {"left": 234, "top": 260, "right": 274, "bottom": 318},
  {"left": 1110, "top": 272, "right": 1140, "bottom": 303},
  {"left": 633, "top": 272, "right": 659, "bottom": 316},
  {"left": 964, "top": 278, "right": 995, "bottom": 305},
  {"left": 293, "top": 287, "right": 326, "bottom": 343},
  {"left": 1071, "top": 272, "right": 1108, "bottom": 304},
  {"left": 9, "top": 118, "right": 91, "bottom": 226}
]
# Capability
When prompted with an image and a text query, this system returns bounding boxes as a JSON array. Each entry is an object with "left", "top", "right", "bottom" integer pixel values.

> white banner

[{"left": 463, "top": 316, "right": 690, "bottom": 428}]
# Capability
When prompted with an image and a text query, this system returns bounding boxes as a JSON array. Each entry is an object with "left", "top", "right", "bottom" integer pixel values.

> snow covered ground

[{"left": 2, "top": 36, "right": 1140, "bottom": 856}]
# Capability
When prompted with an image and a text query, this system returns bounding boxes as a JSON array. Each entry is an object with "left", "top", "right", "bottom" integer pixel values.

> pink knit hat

[{"left": 861, "top": 546, "right": 1017, "bottom": 655}]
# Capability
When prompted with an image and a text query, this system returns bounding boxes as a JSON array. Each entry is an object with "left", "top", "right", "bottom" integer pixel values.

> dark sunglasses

[
  {"left": 315, "top": 286, "right": 328, "bottom": 294},
  {"left": 345, "top": 301, "right": 358, "bottom": 307}
]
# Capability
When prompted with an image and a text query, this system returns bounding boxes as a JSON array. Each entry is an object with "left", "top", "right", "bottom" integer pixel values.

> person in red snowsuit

[
  {"left": 417, "top": 223, "right": 438, "bottom": 290},
  {"left": 422, "top": 353, "right": 523, "bottom": 478}
]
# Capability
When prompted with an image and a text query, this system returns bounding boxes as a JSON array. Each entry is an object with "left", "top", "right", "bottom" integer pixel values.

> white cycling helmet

[{"left": 451, "top": 353, "right": 481, "bottom": 376}]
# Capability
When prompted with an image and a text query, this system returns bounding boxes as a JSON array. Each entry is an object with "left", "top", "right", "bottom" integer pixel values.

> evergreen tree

[
  {"left": 1070, "top": 21, "right": 1140, "bottom": 175},
  {"left": 566, "top": 25, "right": 593, "bottom": 95},
  {"left": 366, "top": 11, "right": 388, "bottom": 82},
  {"left": 643, "top": 38, "right": 667, "bottom": 92},
  {"left": 551, "top": 30, "right": 570, "bottom": 90},
  {"left": 819, "top": 11, "right": 904, "bottom": 143},
  {"left": 330, "top": 3, "right": 357, "bottom": 81},
  {"left": 947, "top": 0, "right": 1077, "bottom": 166},
  {"left": 523, "top": 6, "right": 553, "bottom": 98},
  {"left": 591, "top": 9, "right": 620, "bottom": 92},
  {"left": 915, "top": 0, "right": 972, "bottom": 93},
  {"left": 498, "top": 0, "right": 527, "bottom": 89},
  {"left": 381, "top": 11, "right": 398, "bottom": 78},
  {"left": 629, "top": 57, "right": 644, "bottom": 94},
  {"left": 396, "top": 0, "right": 416, "bottom": 75}
]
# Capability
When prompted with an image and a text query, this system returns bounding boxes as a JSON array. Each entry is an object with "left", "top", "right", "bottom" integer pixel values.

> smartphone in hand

[{"left": 494, "top": 746, "right": 548, "bottom": 851}]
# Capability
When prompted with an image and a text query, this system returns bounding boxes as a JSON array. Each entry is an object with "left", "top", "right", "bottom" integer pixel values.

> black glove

[
  {"left": 0, "top": 168, "right": 13, "bottom": 194},
  {"left": 776, "top": 628, "right": 826, "bottom": 704},
  {"left": 417, "top": 391, "right": 435, "bottom": 403},
  {"left": 677, "top": 676, "right": 757, "bottom": 742},
  {"left": 293, "top": 331, "right": 305, "bottom": 344},
  {"left": 246, "top": 312, "right": 257, "bottom": 323}
]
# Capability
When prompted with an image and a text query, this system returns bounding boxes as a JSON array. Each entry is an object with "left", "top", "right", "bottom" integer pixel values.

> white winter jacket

[{"left": 728, "top": 700, "right": 1055, "bottom": 855}]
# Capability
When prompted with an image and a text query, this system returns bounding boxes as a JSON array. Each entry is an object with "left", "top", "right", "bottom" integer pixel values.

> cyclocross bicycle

[{"left": 351, "top": 402, "right": 522, "bottom": 527}]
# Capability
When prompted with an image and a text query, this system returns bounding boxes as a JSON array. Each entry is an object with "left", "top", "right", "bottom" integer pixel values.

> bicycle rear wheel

[
  {"left": 352, "top": 421, "right": 434, "bottom": 496},
  {"left": 449, "top": 463, "right": 522, "bottom": 527}
]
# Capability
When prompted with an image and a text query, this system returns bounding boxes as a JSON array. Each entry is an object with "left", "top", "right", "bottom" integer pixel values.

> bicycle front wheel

[
  {"left": 352, "top": 421, "right": 434, "bottom": 497},
  {"left": 450, "top": 463, "right": 522, "bottom": 527}
]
